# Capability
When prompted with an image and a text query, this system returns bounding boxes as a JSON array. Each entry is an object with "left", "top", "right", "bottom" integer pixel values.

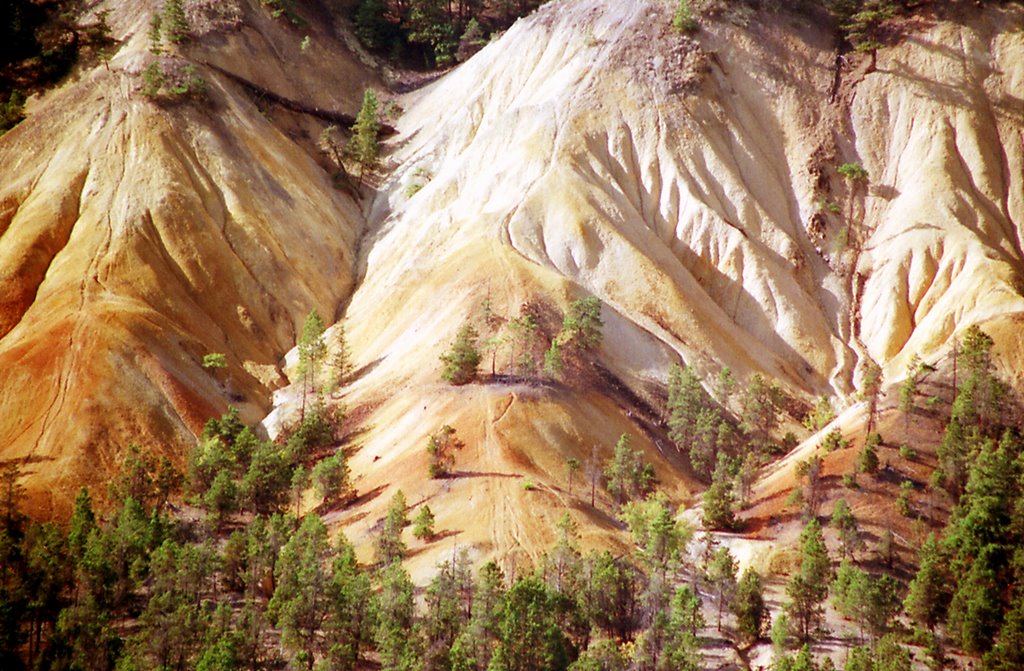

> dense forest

[{"left": 2, "top": 310, "right": 1023, "bottom": 671}]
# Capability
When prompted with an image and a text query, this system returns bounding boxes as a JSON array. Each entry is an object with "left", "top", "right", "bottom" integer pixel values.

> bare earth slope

[
  {"left": 0, "top": 0, "right": 376, "bottom": 515},
  {"left": 277, "top": 0, "right": 1023, "bottom": 569},
  {"left": 1, "top": 0, "right": 1022, "bottom": 572}
]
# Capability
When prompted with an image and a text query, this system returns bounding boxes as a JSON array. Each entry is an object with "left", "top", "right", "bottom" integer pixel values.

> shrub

[
  {"left": 672, "top": 0, "right": 698, "bottom": 33},
  {"left": 899, "top": 443, "right": 916, "bottom": 460},
  {"left": 426, "top": 425, "right": 463, "bottom": 478},
  {"left": 0, "top": 89, "right": 25, "bottom": 134}
]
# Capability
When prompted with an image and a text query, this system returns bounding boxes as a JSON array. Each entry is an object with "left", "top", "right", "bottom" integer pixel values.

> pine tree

[
  {"left": 732, "top": 568, "right": 768, "bottom": 644},
  {"left": 859, "top": 360, "right": 883, "bottom": 435},
  {"left": 354, "top": 0, "right": 391, "bottom": 50},
  {"left": 604, "top": 434, "right": 654, "bottom": 507},
  {"left": 162, "top": 0, "right": 189, "bottom": 44},
  {"left": 312, "top": 451, "right": 352, "bottom": 504},
  {"left": 441, "top": 322, "right": 482, "bottom": 385},
  {"left": 904, "top": 534, "right": 950, "bottom": 631},
  {"left": 374, "top": 561, "right": 420, "bottom": 670},
  {"left": 702, "top": 453, "right": 737, "bottom": 530},
  {"left": 375, "top": 490, "right": 408, "bottom": 565},
  {"left": 707, "top": 546, "right": 738, "bottom": 632},
  {"left": 269, "top": 515, "right": 334, "bottom": 670},
  {"left": 298, "top": 308, "right": 327, "bottom": 419},
  {"left": 325, "top": 536, "right": 374, "bottom": 671},
  {"left": 412, "top": 505, "right": 435, "bottom": 541},
  {"left": 786, "top": 519, "right": 831, "bottom": 642},
  {"left": 349, "top": 88, "right": 380, "bottom": 184},
  {"left": 830, "top": 499, "right": 863, "bottom": 561},
  {"left": 563, "top": 296, "right": 603, "bottom": 351}
]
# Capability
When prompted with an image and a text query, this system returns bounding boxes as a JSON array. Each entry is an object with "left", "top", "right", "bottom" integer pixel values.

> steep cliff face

[{"left": 0, "top": 0, "right": 376, "bottom": 514}]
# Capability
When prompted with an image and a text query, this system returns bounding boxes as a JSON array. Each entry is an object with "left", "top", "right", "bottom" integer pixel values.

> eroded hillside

[
  {"left": 0, "top": 0, "right": 377, "bottom": 515},
  {"left": 0, "top": 0, "right": 1021, "bottom": 568},
  {"left": 267, "top": 0, "right": 1024, "bottom": 571}
]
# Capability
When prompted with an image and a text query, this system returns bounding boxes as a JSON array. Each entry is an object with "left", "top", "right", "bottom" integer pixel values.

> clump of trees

[
  {"left": 441, "top": 294, "right": 604, "bottom": 386},
  {"left": 353, "top": 0, "right": 547, "bottom": 68}
]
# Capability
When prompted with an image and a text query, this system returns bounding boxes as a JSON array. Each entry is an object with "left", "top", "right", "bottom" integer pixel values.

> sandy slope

[
  {"left": 272, "top": 0, "right": 1023, "bottom": 568},
  {"left": 0, "top": 0, "right": 1022, "bottom": 570},
  {"left": 0, "top": 0, "right": 376, "bottom": 514}
]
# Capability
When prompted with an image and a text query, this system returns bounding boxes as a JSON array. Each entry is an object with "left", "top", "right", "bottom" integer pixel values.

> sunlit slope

[
  {"left": 293, "top": 0, "right": 1024, "bottom": 568},
  {"left": 0, "top": 0, "right": 376, "bottom": 515}
]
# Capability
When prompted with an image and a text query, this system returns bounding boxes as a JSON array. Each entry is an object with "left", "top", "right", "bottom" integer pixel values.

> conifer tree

[
  {"left": 350, "top": 88, "right": 380, "bottom": 185},
  {"left": 707, "top": 546, "right": 738, "bottom": 632},
  {"left": 830, "top": 499, "right": 863, "bottom": 561},
  {"left": 269, "top": 515, "right": 334, "bottom": 670},
  {"left": 786, "top": 519, "right": 831, "bottom": 642},
  {"left": 904, "top": 533, "right": 949, "bottom": 631},
  {"left": 412, "top": 505, "right": 436, "bottom": 541},
  {"left": 604, "top": 434, "right": 654, "bottom": 508},
  {"left": 375, "top": 490, "right": 408, "bottom": 565},
  {"left": 732, "top": 568, "right": 768, "bottom": 644},
  {"left": 162, "top": 0, "right": 189, "bottom": 44},
  {"left": 702, "top": 453, "right": 737, "bottom": 530},
  {"left": 441, "top": 322, "right": 482, "bottom": 385},
  {"left": 298, "top": 308, "right": 327, "bottom": 419},
  {"left": 374, "top": 561, "right": 421, "bottom": 670}
]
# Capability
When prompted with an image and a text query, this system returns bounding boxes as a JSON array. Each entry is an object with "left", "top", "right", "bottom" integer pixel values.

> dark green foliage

[
  {"left": 0, "top": 0, "right": 43, "bottom": 67},
  {"left": 422, "top": 551, "right": 473, "bottom": 669},
  {"left": 412, "top": 505, "right": 436, "bottom": 541},
  {"left": 739, "top": 373, "right": 783, "bottom": 451},
  {"left": 298, "top": 309, "right": 328, "bottom": 413},
  {"left": 375, "top": 490, "right": 409, "bottom": 565},
  {"left": 857, "top": 433, "right": 880, "bottom": 474},
  {"left": 830, "top": 499, "right": 863, "bottom": 561},
  {"left": 904, "top": 533, "right": 949, "bottom": 631},
  {"left": 458, "top": 18, "right": 488, "bottom": 61},
  {"left": 985, "top": 591, "right": 1024, "bottom": 671},
  {"left": 604, "top": 434, "right": 655, "bottom": 507},
  {"left": 491, "top": 576, "right": 571, "bottom": 671},
  {"left": 240, "top": 438, "right": 291, "bottom": 514},
  {"left": 269, "top": 515, "right": 334, "bottom": 669},
  {"left": 124, "top": 540, "right": 217, "bottom": 670},
  {"left": 374, "top": 560, "right": 420, "bottom": 670},
  {"left": 671, "top": 0, "right": 698, "bottom": 33},
  {"left": 162, "top": 0, "right": 189, "bottom": 44},
  {"left": 568, "top": 638, "right": 628, "bottom": 671},
  {"left": 620, "top": 493, "right": 691, "bottom": 573},
  {"left": 0, "top": 89, "right": 25, "bottom": 134},
  {"left": 562, "top": 296, "right": 603, "bottom": 351},
  {"left": 148, "top": 13, "right": 163, "bottom": 53},
  {"left": 441, "top": 322, "right": 483, "bottom": 385},
  {"left": 706, "top": 546, "right": 737, "bottom": 632},
  {"left": 786, "top": 519, "right": 831, "bottom": 642},
  {"left": 580, "top": 551, "right": 642, "bottom": 641},
  {"left": 407, "top": 0, "right": 458, "bottom": 66},
  {"left": 355, "top": 0, "right": 394, "bottom": 50},
  {"left": 702, "top": 453, "right": 737, "bottom": 530},
  {"left": 350, "top": 88, "right": 381, "bottom": 181},
  {"left": 667, "top": 364, "right": 719, "bottom": 478},
  {"left": 831, "top": 561, "right": 901, "bottom": 641},
  {"left": 732, "top": 568, "right": 769, "bottom": 644},
  {"left": 260, "top": 0, "right": 304, "bottom": 25},
  {"left": 313, "top": 450, "right": 352, "bottom": 504}
]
